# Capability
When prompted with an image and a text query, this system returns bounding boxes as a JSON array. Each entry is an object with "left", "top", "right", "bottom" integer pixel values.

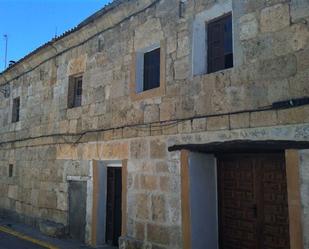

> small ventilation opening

[{"left": 9, "top": 164, "right": 13, "bottom": 177}]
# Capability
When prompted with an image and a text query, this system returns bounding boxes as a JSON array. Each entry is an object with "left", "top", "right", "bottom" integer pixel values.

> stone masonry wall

[
  {"left": 0, "top": 0, "right": 308, "bottom": 142},
  {"left": 0, "top": 0, "right": 309, "bottom": 248}
]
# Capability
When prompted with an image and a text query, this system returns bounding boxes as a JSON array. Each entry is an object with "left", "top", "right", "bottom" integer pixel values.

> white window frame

[
  {"left": 192, "top": 0, "right": 233, "bottom": 76},
  {"left": 135, "top": 43, "right": 160, "bottom": 93}
]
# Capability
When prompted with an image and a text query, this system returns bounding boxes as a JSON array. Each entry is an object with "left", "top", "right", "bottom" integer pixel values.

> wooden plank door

[
  {"left": 218, "top": 154, "right": 290, "bottom": 249},
  {"left": 259, "top": 155, "right": 290, "bottom": 249},
  {"left": 218, "top": 156, "right": 259, "bottom": 249},
  {"left": 106, "top": 167, "right": 122, "bottom": 246}
]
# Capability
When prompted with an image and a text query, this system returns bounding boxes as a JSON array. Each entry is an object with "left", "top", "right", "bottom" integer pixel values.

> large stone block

[
  {"left": 250, "top": 110, "right": 277, "bottom": 127},
  {"left": 160, "top": 176, "right": 180, "bottom": 194},
  {"left": 258, "top": 54, "right": 297, "bottom": 80},
  {"left": 230, "top": 113, "right": 250, "bottom": 129},
  {"left": 239, "top": 13, "right": 258, "bottom": 40},
  {"left": 147, "top": 224, "right": 170, "bottom": 245},
  {"left": 260, "top": 4, "right": 290, "bottom": 33},
  {"left": 140, "top": 175, "right": 158, "bottom": 191},
  {"left": 151, "top": 195, "right": 166, "bottom": 222},
  {"left": 135, "top": 193, "right": 149, "bottom": 220},
  {"left": 38, "top": 191, "right": 57, "bottom": 209},
  {"left": 160, "top": 100, "right": 176, "bottom": 122},
  {"left": 207, "top": 116, "right": 229, "bottom": 131},
  {"left": 8, "top": 185, "right": 18, "bottom": 200},
  {"left": 178, "top": 120, "right": 192, "bottom": 134},
  {"left": 277, "top": 106, "right": 309, "bottom": 125},
  {"left": 134, "top": 222, "right": 145, "bottom": 241},
  {"left": 192, "top": 118, "right": 207, "bottom": 132},
  {"left": 150, "top": 139, "right": 166, "bottom": 159},
  {"left": 130, "top": 139, "right": 149, "bottom": 159},
  {"left": 134, "top": 18, "right": 164, "bottom": 50},
  {"left": 144, "top": 105, "right": 160, "bottom": 124},
  {"left": 174, "top": 57, "right": 189, "bottom": 80}
]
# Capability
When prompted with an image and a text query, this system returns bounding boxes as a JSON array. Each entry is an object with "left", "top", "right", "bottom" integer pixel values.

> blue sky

[{"left": 0, "top": 0, "right": 111, "bottom": 71}]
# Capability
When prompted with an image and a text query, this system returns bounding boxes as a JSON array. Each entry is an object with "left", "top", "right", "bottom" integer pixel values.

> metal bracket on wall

[{"left": 0, "top": 84, "right": 10, "bottom": 98}]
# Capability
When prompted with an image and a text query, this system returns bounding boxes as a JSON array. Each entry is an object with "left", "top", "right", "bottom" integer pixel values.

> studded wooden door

[{"left": 217, "top": 154, "right": 290, "bottom": 249}]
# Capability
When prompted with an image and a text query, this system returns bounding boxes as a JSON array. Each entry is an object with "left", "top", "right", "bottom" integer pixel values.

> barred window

[
  {"left": 12, "top": 97, "right": 20, "bottom": 123},
  {"left": 68, "top": 75, "right": 83, "bottom": 108}
]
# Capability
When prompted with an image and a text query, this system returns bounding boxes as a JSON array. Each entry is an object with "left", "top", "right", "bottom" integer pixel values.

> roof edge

[{"left": 0, "top": 0, "right": 128, "bottom": 83}]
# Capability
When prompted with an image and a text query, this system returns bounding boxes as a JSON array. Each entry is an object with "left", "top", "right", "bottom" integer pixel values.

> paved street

[
  {"left": 0, "top": 231, "right": 46, "bottom": 249},
  {"left": 0, "top": 218, "right": 117, "bottom": 249}
]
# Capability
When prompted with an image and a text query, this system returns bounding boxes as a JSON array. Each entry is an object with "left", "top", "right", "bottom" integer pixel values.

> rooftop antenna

[{"left": 3, "top": 34, "right": 8, "bottom": 69}]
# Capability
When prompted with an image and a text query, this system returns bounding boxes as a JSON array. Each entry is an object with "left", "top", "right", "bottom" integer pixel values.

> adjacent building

[{"left": 0, "top": 0, "right": 309, "bottom": 248}]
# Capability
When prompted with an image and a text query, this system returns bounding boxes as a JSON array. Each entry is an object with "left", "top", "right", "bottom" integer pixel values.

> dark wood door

[
  {"left": 106, "top": 167, "right": 122, "bottom": 246},
  {"left": 217, "top": 154, "right": 290, "bottom": 249}
]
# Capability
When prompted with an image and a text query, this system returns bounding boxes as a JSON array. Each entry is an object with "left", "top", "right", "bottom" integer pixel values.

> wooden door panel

[
  {"left": 218, "top": 157, "right": 258, "bottom": 249},
  {"left": 218, "top": 154, "right": 290, "bottom": 249},
  {"left": 260, "top": 157, "right": 290, "bottom": 249}
]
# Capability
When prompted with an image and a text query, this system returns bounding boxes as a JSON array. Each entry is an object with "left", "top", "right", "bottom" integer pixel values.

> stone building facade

[{"left": 0, "top": 0, "right": 309, "bottom": 248}]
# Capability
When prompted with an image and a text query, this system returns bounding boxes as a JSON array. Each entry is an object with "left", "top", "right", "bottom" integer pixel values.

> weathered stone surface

[
  {"left": 260, "top": 4, "right": 290, "bottom": 33},
  {"left": 230, "top": 113, "right": 250, "bottom": 129},
  {"left": 130, "top": 139, "right": 149, "bottom": 159},
  {"left": 38, "top": 191, "right": 57, "bottom": 209},
  {"left": 1, "top": 1, "right": 309, "bottom": 248},
  {"left": 140, "top": 175, "right": 157, "bottom": 191},
  {"left": 144, "top": 105, "right": 160, "bottom": 123},
  {"left": 177, "top": 120, "right": 192, "bottom": 134},
  {"left": 134, "top": 222, "right": 145, "bottom": 241},
  {"left": 192, "top": 118, "right": 207, "bottom": 132},
  {"left": 174, "top": 57, "right": 189, "bottom": 80},
  {"left": 258, "top": 54, "right": 297, "bottom": 80},
  {"left": 207, "top": 116, "right": 229, "bottom": 131},
  {"left": 250, "top": 110, "right": 277, "bottom": 127},
  {"left": 160, "top": 100, "right": 176, "bottom": 122},
  {"left": 135, "top": 194, "right": 149, "bottom": 220},
  {"left": 277, "top": 106, "right": 309, "bottom": 125},
  {"left": 8, "top": 185, "right": 18, "bottom": 200},
  {"left": 151, "top": 195, "right": 166, "bottom": 222},
  {"left": 150, "top": 139, "right": 166, "bottom": 159},
  {"left": 239, "top": 13, "right": 258, "bottom": 40},
  {"left": 147, "top": 224, "right": 170, "bottom": 245}
]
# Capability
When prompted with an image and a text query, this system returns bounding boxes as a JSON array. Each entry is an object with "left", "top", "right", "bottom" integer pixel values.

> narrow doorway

[
  {"left": 105, "top": 167, "right": 122, "bottom": 247},
  {"left": 217, "top": 154, "right": 290, "bottom": 249},
  {"left": 93, "top": 161, "right": 123, "bottom": 247},
  {"left": 68, "top": 180, "right": 87, "bottom": 242}
]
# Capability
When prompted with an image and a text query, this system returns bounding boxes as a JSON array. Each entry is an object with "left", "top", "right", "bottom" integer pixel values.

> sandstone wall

[{"left": 0, "top": 0, "right": 309, "bottom": 248}]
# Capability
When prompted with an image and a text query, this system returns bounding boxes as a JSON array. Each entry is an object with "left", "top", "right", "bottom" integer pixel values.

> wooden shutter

[
  {"left": 68, "top": 77, "right": 75, "bottom": 108},
  {"left": 74, "top": 76, "right": 83, "bottom": 107},
  {"left": 143, "top": 48, "right": 160, "bottom": 91},
  {"left": 207, "top": 14, "right": 233, "bottom": 73},
  {"left": 12, "top": 97, "right": 20, "bottom": 123}
]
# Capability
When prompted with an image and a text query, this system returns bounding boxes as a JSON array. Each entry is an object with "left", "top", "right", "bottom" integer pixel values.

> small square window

[
  {"left": 207, "top": 14, "right": 233, "bottom": 74},
  {"left": 143, "top": 48, "right": 160, "bottom": 91},
  {"left": 12, "top": 97, "right": 20, "bottom": 123},
  {"left": 131, "top": 41, "right": 166, "bottom": 101},
  {"left": 9, "top": 164, "right": 13, "bottom": 177},
  {"left": 68, "top": 75, "right": 83, "bottom": 108}
]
